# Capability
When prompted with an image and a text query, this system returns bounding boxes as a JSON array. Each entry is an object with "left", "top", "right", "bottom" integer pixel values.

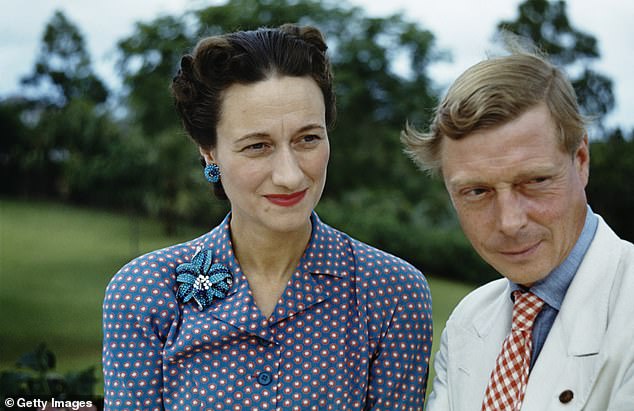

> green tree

[
  {"left": 21, "top": 10, "right": 108, "bottom": 108},
  {"left": 587, "top": 129, "right": 634, "bottom": 242},
  {"left": 115, "top": 15, "right": 215, "bottom": 233},
  {"left": 498, "top": 0, "right": 615, "bottom": 128},
  {"left": 7, "top": 10, "right": 143, "bottom": 210},
  {"left": 30, "top": 99, "right": 146, "bottom": 207},
  {"left": 0, "top": 98, "right": 32, "bottom": 194},
  {"left": 116, "top": 15, "right": 191, "bottom": 136}
]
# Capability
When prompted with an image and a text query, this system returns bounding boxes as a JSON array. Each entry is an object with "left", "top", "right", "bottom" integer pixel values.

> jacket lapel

[
  {"left": 449, "top": 280, "right": 514, "bottom": 410},
  {"left": 522, "top": 218, "right": 618, "bottom": 410}
]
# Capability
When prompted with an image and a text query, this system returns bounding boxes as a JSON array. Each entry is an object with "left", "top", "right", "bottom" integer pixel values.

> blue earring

[{"left": 204, "top": 163, "right": 220, "bottom": 183}]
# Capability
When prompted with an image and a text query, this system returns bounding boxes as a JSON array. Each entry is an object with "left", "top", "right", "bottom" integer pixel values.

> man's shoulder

[
  {"left": 592, "top": 214, "right": 634, "bottom": 252},
  {"left": 447, "top": 278, "right": 509, "bottom": 324},
  {"left": 586, "top": 215, "right": 634, "bottom": 283}
]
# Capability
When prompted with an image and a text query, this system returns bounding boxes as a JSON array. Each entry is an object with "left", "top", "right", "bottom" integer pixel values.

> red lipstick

[{"left": 265, "top": 190, "right": 307, "bottom": 207}]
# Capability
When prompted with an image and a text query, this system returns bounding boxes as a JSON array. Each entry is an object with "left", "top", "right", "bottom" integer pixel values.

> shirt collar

[{"left": 510, "top": 205, "right": 598, "bottom": 309}]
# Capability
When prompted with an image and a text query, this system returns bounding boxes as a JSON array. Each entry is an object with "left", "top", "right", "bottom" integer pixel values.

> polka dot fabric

[{"left": 103, "top": 213, "right": 432, "bottom": 410}]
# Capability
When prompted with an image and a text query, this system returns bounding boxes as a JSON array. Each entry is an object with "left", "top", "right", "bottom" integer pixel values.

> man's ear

[{"left": 575, "top": 134, "right": 590, "bottom": 188}]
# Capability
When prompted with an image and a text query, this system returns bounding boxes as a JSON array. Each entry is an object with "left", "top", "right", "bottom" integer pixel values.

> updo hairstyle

[{"left": 171, "top": 24, "right": 335, "bottom": 198}]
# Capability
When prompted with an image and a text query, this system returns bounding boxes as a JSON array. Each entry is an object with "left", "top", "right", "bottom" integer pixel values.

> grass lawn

[
  {"left": 0, "top": 198, "right": 476, "bottom": 392},
  {"left": 425, "top": 275, "right": 477, "bottom": 388},
  {"left": 0, "top": 198, "right": 204, "bottom": 373}
]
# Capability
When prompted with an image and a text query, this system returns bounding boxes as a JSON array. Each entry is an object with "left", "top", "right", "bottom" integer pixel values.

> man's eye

[
  {"left": 464, "top": 187, "right": 489, "bottom": 197},
  {"left": 525, "top": 177, "right": 550, "bottom": 186}
]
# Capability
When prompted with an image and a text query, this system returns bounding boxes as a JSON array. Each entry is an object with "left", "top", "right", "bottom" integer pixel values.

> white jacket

[{"left": 427, "top": 216, "right": 634, "bottom": 410}]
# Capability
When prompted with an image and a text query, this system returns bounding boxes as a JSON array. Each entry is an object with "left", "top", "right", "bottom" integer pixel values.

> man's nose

[{"left": 496, "top": 189, "right": 528, "bottom": 237}]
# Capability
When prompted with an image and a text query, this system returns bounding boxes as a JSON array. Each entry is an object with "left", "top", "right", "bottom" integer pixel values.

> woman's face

[{"left": 201, "top": 75, "right": 330, "bottom": 235}]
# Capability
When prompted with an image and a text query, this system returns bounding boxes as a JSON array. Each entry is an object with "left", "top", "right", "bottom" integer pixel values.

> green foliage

[
  {"left": 3, "top": 10, "right": 135, "bottom": 211},
  {"left": 587, "top": 129, "right": 634, "bottom": 242},
  {"left": 21, "top": 10, "right": 108, "bottom": 108},
  {"left": 117, "top": 15, "right": 191, "bottom": 136},
  {"left": 498, "top": 0, "right": 614, "bottom": 126},
  {"left": 0, "top": 344, "right": 97, "bottom": 399},
  {"left": 138, "top": 127, "right": 229, "bottom": 234},
  {"left": 0, "top": 99, "right": 31, "bottom": 194}
]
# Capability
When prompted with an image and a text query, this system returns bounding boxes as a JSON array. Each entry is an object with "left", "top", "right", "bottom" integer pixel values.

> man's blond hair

[{"left": 402, "top": 41, "right": 586, "bottom": 175}]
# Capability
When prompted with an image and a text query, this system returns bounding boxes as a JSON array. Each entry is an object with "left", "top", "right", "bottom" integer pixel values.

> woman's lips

[{"left": 265, "top": 189, "right": 307, "bottom": 207}]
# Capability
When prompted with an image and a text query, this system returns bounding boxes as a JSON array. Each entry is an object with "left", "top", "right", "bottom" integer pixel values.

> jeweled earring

[{"left": 204, "top": 163, "right": 220, "bottom": 183}]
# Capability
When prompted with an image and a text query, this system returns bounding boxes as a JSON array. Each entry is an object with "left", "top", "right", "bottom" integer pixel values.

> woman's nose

[{"left": 271, "top": 147, "right": 304, "bottom": 189}]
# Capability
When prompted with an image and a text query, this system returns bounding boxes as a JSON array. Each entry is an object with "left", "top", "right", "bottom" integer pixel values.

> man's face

[{"left": 440, "top": 103, "right": 590, "bottom": 286}]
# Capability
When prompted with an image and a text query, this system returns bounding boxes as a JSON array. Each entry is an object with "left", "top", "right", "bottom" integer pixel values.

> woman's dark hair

[{"left": 171, "top": 23, "right": 336, "bottom": 198}]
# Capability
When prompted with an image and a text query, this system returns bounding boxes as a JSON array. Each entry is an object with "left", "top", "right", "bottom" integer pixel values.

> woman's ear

[{"left": 198, "top": 146, "right": 216, "bottom": 165}]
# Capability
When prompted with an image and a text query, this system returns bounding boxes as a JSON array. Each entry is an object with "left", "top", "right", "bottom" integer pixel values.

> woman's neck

[
  {"left": 229, "top": 217, "right": 312, "bottom": 283},
  {"left": 229, "top": 216, "right": 313, "bottom": 318}
]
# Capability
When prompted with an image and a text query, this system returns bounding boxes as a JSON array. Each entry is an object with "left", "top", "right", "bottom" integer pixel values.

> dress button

[
  {"left": 257, "top": 371, "right": 272, "bottom": 386},
  {"left": 559, "top": 389, "right": 574, "bottom": 403}
]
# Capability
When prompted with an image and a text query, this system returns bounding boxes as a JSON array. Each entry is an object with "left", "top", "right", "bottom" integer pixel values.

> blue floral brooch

[{"left": 176, "top": 247, "right": 233, "bottom": 311}]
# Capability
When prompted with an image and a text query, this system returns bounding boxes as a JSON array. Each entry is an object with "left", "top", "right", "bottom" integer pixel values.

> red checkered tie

[{"left": 482, "top": 290, "right": 545, "bottom": 411}]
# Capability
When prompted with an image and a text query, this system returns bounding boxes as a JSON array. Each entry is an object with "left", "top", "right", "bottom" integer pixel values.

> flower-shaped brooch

[{"left": 176, "top": 247, "right": 233, "bottom": 311}]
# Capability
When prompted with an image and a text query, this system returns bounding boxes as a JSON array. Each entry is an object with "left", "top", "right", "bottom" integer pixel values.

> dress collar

[
  {"left": 202, "top": 211, "right": 349, "bottom": 280},
  {"left": 188, "top": 211, "right": 351, "bottom": 332}
]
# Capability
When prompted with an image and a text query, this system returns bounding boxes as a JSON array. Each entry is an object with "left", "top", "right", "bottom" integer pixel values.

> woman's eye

[
  {"left": 244, "top": 142, "right": 266, "bottom": 151},
  {"left": 302, "top": 134, "right": 321, "bottom": 143}
]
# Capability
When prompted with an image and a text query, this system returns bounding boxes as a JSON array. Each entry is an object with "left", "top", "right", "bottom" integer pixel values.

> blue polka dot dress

[{"left": 103, "top": 213, "right": 432, "bottom": 410}]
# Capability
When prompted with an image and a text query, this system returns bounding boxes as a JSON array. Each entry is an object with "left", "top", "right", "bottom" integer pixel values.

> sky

[{"left": 1, "top": 0, "right": 632, "bottom": 131}]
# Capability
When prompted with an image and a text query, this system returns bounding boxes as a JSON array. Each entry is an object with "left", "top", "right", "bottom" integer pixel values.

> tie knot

[{"left": 511, "top": 290, "right": 544, "bottom": 331}]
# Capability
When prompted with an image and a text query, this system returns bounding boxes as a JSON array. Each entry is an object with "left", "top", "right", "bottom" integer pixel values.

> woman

[{"left": 103, "top": 24, "right": 432, "bottom": 410}]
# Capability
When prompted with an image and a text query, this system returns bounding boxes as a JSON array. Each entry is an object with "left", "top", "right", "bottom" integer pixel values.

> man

[{"left": 402, "top": 49, "right": 634, "bottom": 410}]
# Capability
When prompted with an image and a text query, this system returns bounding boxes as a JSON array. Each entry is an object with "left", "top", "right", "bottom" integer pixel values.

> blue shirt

[
  {"left": 103, "top": 212, "right": 432, "bottom": 410},
  {"left": 510, "top": 206, "right": 598, "bottom": 367}
]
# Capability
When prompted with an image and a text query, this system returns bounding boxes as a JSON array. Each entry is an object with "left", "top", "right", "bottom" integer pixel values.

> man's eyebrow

[{"left": 447, "top": 166, "right": 558, "bottom": 188}]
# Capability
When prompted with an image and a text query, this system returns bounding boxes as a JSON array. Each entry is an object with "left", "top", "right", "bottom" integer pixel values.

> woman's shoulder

[
  {"left": 318, "top": 217, "right": 427, "bottom": 288},
  {"left": 349, "top": 237, "right": 428, "bottom": 286},
  {"left": 105, "top": 229, "right": 217, "bottom": 294},
  {"left": 321, "top": 221, "right": 432, "bottom": 331}
]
